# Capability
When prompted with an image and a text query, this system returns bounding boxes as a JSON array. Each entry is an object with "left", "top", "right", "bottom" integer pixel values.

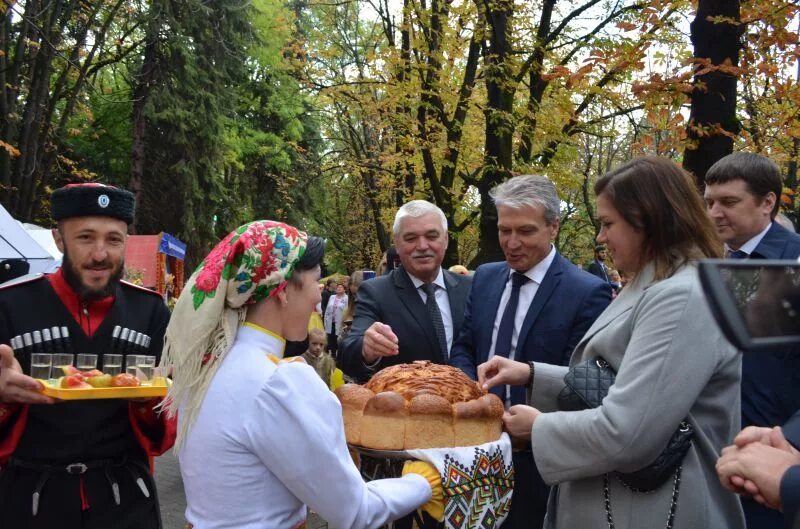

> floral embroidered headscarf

[{"left": 161, "top": 220, "right": 307, "bottom": 446}]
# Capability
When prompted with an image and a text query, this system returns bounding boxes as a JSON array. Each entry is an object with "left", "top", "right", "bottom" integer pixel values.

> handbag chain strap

[{"left": 603, "top": 465, "right": 682, "bottom": 529}]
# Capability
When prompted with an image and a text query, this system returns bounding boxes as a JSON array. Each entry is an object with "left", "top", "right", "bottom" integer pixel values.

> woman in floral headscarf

[{"left": 161, "top": 221, "right": 442, "bottom": 529}]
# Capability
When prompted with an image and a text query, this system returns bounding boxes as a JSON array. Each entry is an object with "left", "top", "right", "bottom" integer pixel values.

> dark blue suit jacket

[
  {"left": 783, "top": 413, "right": 800, "bottom": 529},
  {"left": 741, "top": 222, "right": 800, "bottom": 430},
  {"left": 449, "top": 253, "right": 611, "bottom": 388},
  {"left": 781, "top": 466, "right": 800, "bottom": 529},
  {"left": 739, "top": 222, "right": 800, "bottom": 529},
  {"left": 748, "top": 222, "right": 800, "bottom": 260},
  {"left": 448, "top": 253, "right": 610, "bottom": 523}
]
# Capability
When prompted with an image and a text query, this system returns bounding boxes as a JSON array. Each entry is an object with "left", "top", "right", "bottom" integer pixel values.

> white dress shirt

[
  {"left": 179, "top": 324, "right": 430, "bottom": 529},
  {"left": 488, "top": 246, "right": 556, "bottom": 362},
  {"left": 408, "top": 267, "right": 454, "bottom": 355},
  {"left": 724, "top": 221, "right": 772, "bottom": 256},
  {"left": 487, "top": 246, "right": 556, "bottom": 404}
]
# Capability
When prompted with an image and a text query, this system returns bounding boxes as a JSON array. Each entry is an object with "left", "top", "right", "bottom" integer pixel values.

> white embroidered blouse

[{"left": 178, "top": 323, "right": 430, "bottom": 529}]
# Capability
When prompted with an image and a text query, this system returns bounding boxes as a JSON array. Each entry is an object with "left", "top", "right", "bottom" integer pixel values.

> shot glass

[
  {"left": 52, "top": 353, "right": 74, "bottom": 376},
  {"left": 76, "top": 354, "right": 98, "bottom": 371},
  {"left": 30, "top": 353, "right": 52, "bottom": 380},
  {"left": 102, "top": 354, "right": 123, "bottom": 376},
  {"left": 125, "top": 355, "right": 143, "bottom": 376},
  {"left": 136, "top": 355, "right": 157, "bottom": 382},
  {"left": 151, "top": 366, "right": 168, "bottom": 386}
]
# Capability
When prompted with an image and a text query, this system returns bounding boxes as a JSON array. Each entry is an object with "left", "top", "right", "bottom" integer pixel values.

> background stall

[{"left": 124, "top": 232, "right": 186, "bottom": 301}]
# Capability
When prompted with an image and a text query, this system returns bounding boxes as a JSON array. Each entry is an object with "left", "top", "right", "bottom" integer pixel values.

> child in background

[{"left": 302, "top": 328, "right": 336, "bottom": 386}]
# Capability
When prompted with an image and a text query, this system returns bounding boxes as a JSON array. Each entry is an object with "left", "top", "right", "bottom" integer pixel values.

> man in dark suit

[
  {"left": 586, "top": 244, "right": 609, "bottom": 282},
  {"left": 449, "top": 175, "right": 611, "bottom": 529},
  {"left": 338, "top": 199, "right": 471, "bottom": 529},
  {"left": 705, "top": 151, "right": 800, "bottom": 529},
  {"left": 339, "top": 199, "right": 472, "bottom": 382}
]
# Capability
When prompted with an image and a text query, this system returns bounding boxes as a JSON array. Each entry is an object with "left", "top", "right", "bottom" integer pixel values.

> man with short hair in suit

[
  {"left": 449, "top": 175, "right": 611, "bottom": 529},
  {"left": 586, "top": 244, "right": 609, "bottom": 282},
  {"left": 339, "top": 199, "right": 471, "bottom": 529},
  {"left": 705, "top": 151, "right": 800, "bottom": 529},
  {"left": 338, "top": 199, "right": 472, "bottom": 382}
]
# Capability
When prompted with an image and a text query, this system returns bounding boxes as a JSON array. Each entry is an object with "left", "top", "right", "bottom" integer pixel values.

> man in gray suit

[{"left": 339, "top": 199, "right": 472, "bottom": 382}]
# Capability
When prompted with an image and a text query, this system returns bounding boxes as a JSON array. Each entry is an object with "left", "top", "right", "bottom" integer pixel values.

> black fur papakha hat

[{"left": 51, "top": 183, "right": 135, "bottom": 224}]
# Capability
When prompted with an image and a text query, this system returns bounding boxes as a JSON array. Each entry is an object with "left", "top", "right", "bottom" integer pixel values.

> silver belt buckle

[{"left": 66, "top": 463, "right": 88, "bottom": 475}]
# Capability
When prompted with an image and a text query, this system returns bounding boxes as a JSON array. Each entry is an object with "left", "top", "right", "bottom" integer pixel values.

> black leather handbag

[{"left": 557, "top": 356, "right": 694, "bottom": 492}]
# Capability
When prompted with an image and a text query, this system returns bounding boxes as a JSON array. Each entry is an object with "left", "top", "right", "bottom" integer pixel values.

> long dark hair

[{"left": 595, "top": 157, "right": 722, "bottom": 280}]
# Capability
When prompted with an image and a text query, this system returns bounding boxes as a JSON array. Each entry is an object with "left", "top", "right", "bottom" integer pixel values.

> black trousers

[
  {"left": 0, "top": 459, "right": 162, "bottom": 529},
  {"left": 328, "top": 326, "right": 339, "bottom": 356},
  {"left": 503, "top": 451, "right": 547, "bottom": 529}
]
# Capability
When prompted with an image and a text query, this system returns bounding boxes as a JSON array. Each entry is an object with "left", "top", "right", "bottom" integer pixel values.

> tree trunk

[
  {"left": 441, "top": 36, "right": 480, "bottom": 268},
  {"left": 682, "top": 0, "right": 742, "bottom": 187},
  {"left": 130, "top": 23, "right": 161, "bottom": 232},
  {"left": 0, "top": 0, "right": 33, "bottom": 203},
  {"left": 473, "top": 0, "right": 515, "bottom": 267},
  {"left": 394, "top": 0, "right": 414, "bottom": 207},
  {"left": 518, "top": 0, "right": 555, "bottom": 164}
]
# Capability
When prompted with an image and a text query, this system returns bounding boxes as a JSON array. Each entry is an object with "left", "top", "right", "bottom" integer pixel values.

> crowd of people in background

[{"left": 3, "top": 151, "right": 800, "bottom": 529}]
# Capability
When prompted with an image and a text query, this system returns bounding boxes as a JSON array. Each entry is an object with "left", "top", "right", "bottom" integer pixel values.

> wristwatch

[{"left": 526, "top": 361, "right": 535, "bottom": 388}]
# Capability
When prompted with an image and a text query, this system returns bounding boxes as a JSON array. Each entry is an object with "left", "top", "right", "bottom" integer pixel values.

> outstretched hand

[
  {"left": 362, "top": 322, "right": 399, "bottom": 364},
  {"left": 478, "top": 356, "right": 529, "bottom": 391},
  {"left": 0, "top": 344, "right": 53, "bottom": 404}
]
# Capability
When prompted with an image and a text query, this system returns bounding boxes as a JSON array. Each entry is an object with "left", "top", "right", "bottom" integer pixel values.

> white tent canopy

[
  {"left": 22, "top": 222, "right": 62, "bottom": 263},
  {"left": 0, "top": 203, "right": 58, "bottom": 274}
]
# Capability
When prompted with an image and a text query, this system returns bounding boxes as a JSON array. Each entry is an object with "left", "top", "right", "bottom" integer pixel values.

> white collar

[
  {"left": 408, "top": 267, "right": 446, "bottom": 290},
  {"left": 510, "top": 245, "right": 556, "bottom": 284},
  {"left": 725, "top": 222, "right": 772, "bottom": 256},
  {"left": 235, "top": 322, "right": 286, "bottom": 359}
]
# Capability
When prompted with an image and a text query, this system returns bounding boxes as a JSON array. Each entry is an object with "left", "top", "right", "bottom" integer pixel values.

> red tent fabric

[{"left": 125, "top": 235, "right": 161, "bottom": 288}]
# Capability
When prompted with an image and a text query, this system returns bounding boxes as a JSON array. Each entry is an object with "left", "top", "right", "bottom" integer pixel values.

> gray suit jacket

[
  {"left": 529, "top": 263, "right": 745, "bottom": 529},
  {"left": 338, "top": 267, "right": 472, "bottom": 381}
]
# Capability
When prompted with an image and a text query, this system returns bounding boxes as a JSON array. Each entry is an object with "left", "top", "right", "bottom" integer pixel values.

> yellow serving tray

[{"left": 39, "top": 377, "right": 170, "bottom": 400}]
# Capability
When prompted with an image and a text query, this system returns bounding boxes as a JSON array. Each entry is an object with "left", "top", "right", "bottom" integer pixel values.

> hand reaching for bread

[
  {"left": 362, "top": 322, "right": 399, "bottom": 363},
  {"left": 478, "top": 356, "right": 529, "bottom": 390}
]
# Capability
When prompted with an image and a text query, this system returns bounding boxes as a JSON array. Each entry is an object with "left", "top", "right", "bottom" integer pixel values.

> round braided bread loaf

[
  {"left": 336, "top": 361, "right": 504, "bottom": 449},
  {"left": 365, "top": 361, "right": 484, "bottom": 403}
]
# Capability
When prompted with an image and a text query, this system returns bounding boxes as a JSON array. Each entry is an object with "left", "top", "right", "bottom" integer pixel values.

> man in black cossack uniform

[{"left": 0, "top": 183, "right": 175, "bottom": 529}]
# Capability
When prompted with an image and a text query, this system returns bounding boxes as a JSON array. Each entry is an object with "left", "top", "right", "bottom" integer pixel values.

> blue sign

[{"left": 159, "top": 232, "right": 187, "bottom": 260}]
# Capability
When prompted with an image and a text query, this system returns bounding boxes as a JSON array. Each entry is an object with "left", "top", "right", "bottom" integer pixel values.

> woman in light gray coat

[{"left": 480, "top": 157, "right": 745, "bottom": 529}]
